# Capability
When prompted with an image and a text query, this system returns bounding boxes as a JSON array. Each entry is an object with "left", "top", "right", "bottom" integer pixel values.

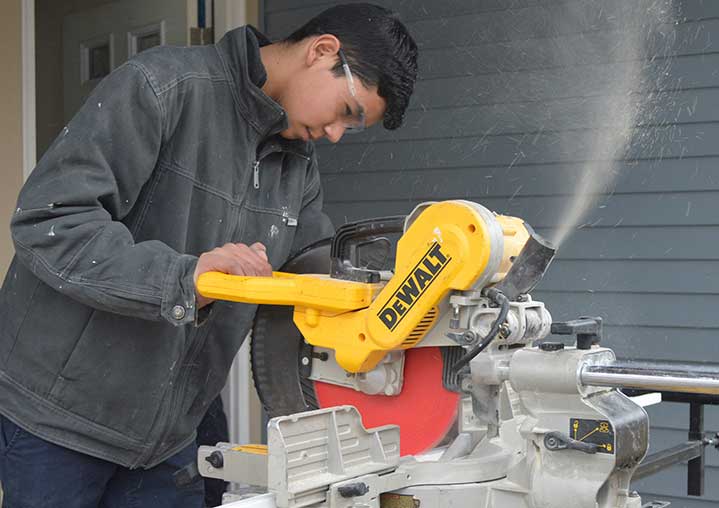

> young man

[{"left": 0, "top": 3, "right": 417, "bottom": 507}]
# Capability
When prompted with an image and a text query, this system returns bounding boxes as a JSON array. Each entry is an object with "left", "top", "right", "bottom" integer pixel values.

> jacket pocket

[
  {"left": 238, "top": 205, "right": 298, "bottom": 270},
  {"left": 5, "top": 282, "right": 95, "bottom": 397},
  {"left": 47, "top": 311, "right": 188, "bottom": 442}
]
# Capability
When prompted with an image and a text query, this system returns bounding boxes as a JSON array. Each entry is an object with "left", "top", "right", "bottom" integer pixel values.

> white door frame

[
  {"left": 215, "top": 0, "right": 254, "bottom": 40},
  {"left": 21, "top": 0, "right": 36, "bottom": 181}
]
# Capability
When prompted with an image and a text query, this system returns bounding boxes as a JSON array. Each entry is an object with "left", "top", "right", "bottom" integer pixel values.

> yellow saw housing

[{"left": 197, "top": 201, "right": 529, "bottom": 373}]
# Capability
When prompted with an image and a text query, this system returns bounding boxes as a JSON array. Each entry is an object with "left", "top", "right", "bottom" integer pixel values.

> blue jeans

[{"left": 0, "top": 415, "right": 204, "bottom": 508}]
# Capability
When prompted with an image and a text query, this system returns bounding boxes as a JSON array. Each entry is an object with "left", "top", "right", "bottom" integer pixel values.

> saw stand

[{"left": 199, "top": 319, "right": 719, "bottom": 508}]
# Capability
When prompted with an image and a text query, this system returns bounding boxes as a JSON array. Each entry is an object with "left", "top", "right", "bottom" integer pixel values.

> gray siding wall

[{"left": 264, "top": 1, "right": 719, "bottom": 504}]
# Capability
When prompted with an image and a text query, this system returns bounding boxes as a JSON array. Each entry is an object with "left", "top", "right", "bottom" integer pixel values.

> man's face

[{"left": 277, "top": 37, "right": 387, "bottom": 143}]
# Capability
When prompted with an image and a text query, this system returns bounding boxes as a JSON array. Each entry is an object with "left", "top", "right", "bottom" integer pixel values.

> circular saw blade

[{"left": 314, "top": 346, "right": 460, "bottom": 456}]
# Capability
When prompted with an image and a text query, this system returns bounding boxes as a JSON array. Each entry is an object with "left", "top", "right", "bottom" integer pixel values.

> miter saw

[{"left": 195, "top": 200, "right": 719, "bottom": 508}]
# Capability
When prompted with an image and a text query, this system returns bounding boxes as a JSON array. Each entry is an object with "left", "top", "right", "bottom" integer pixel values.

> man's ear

[{"left": 305, "top": 34, "right": 341, "bottom": 68}]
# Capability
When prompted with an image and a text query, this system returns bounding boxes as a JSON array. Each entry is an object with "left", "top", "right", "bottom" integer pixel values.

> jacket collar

[{"left": 216, "top": 25, "right": 312, "bottom": 157}]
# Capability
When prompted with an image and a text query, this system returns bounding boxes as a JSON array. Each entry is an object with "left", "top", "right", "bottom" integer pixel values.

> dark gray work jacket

[{"left": 0, "top": 26, "right": 333, "bottom": 468}]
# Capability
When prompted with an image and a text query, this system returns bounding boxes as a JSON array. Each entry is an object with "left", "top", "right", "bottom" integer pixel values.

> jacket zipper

[
  {"left": 253, "top": 160, "right": 260, "bottom": 189},
  {"left": 252, "top": 147, "right": 310, "bottom": 192}
]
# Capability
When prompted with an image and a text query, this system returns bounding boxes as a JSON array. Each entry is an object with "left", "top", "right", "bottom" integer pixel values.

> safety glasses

[{"left": 337, "top": 48, "right": 366, "bottom": 133}]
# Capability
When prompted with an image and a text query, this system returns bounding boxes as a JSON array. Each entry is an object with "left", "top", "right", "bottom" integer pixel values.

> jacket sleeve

[
  {"left": 289, "top": 153, "right": 335, "bottom": 257},
  {"left": 11, "top": 61, "right": 199, "bottom": 326}
]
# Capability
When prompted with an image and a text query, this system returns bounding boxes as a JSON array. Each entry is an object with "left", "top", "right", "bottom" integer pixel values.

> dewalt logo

[{"left": 378, "top": 242, "right": 451, "bottom": 331}]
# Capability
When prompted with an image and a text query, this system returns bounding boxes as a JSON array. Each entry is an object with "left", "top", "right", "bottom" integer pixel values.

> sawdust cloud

[{"left": 551, "top": 0, "right": 680, "bottom": 247}]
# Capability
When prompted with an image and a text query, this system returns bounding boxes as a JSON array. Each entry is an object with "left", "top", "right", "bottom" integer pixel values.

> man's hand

[{"left": 194, "top": 242, "right": 272, "bottom": 308}]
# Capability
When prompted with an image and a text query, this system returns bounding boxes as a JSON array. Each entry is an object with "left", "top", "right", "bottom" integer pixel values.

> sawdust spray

[{"left": 551, "top": 0, "right": 679, "bottom": 247}]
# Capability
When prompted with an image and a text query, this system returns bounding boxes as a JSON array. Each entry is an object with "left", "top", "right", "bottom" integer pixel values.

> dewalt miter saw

[
  {"left": 199, "top": 200, "right": 547, "bottom": 455},
  {"left": 195, "top": 200, "right": 719, "bottom": 508}
]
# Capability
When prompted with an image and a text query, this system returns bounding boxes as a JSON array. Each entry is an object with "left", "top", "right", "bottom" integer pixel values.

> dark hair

[{"left": 284, "top": 3, "right": 418, "bottom": 130}]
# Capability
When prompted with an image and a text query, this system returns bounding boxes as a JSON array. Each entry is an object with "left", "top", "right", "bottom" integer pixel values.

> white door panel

[{"left": 63, "top": 0, "right": 188, "bottom": 121}]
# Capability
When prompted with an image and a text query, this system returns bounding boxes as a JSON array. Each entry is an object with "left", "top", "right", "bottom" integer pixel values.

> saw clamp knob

[
  {"left": 550, "top": 317, "right": 603, "bottom": 350},
  {"left": 205, "top": 450, "right": 224, "bottom": 469}
]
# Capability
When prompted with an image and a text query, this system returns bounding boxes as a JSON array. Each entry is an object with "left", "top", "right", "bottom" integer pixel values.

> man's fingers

[
  {"left": 231, "top": 244, "right": 267, "bottom": 276},
  {"left": 196, "top": 243, "right": 272, "bottom": 280},
  {"left": 222, "top": 243, "right": 272, "bottom": 277},
  {"left": 242, "top": 243, "right": 272, "bottom": 275},
  {"left": 250, "top": 242, "right": 269, "bottom": 262},
  {"left": 212, "top": 253, "right": 248, "bottom": 277}
]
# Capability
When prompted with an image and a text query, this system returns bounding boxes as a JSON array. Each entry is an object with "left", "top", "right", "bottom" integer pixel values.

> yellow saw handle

[{"left": 196, "top": 271, "right": 378, "bottom": 312}]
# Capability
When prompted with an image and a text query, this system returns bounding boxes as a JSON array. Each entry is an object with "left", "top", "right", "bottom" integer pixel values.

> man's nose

[{"left": 323, "top": 123, "right": 346, "bottom": 144}]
